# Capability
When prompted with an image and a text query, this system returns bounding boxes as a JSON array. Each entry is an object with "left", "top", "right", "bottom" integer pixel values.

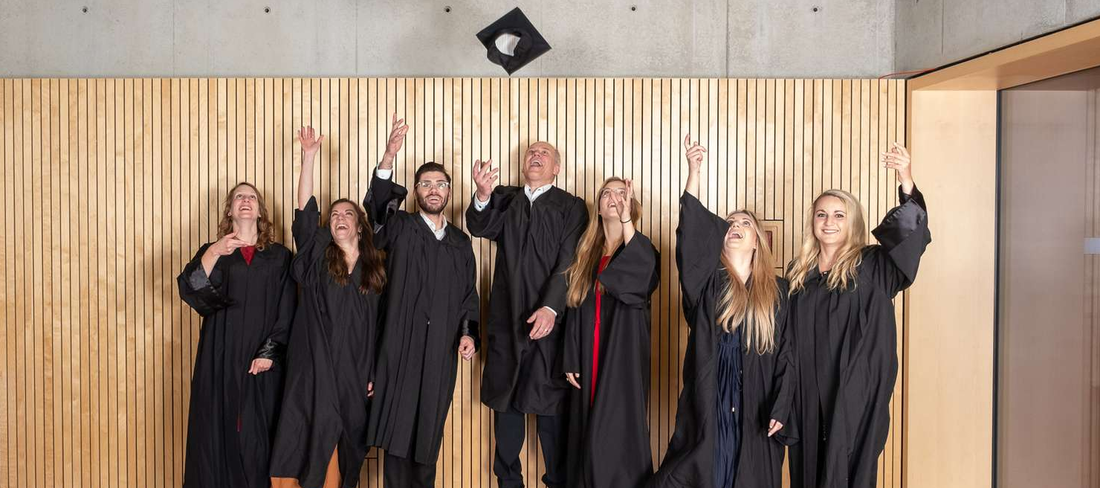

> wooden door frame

[{"left": 905, "top": 17, "right": 1100, "bottom": 488}]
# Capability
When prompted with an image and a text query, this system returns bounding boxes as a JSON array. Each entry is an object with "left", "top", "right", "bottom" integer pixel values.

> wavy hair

[
  {"left": 787, "top": 189, "right": 868, "bottom": 293},
  {"left": 217, "top": 182, "right": 276, "bottom": 250}
]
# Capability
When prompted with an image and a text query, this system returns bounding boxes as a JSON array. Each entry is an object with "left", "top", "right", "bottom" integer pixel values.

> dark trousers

[
  {"left": 383, "top": 451, "right": 436, "bottom": 488},
  {"left": 493, "top": 409, "right": 566, "bottom": 488}
]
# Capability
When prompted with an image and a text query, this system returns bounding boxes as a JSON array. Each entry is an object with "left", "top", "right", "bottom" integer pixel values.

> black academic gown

[
  {"left": 562, "top": 233, "right": 660, "bottom": 488},
  {"left": 466, "top": 186, "right": 588, "bottom": 415},
  {"left": 787, "top": 187, "right": 930, "bottom": 488},
  {"left": 177, "top": 242, "right": 295, "bottom": 488},
  {"left": 269, "top": 197, "right": 381, "bottom": 488},
  {"left": 365, "top": 173, "right": 481, "bottom": 465},
  {"left": 650, "top": 193, "right": 797, "bottom": 488}
]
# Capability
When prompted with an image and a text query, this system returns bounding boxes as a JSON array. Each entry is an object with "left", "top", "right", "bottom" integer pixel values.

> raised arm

[
  {"left": 465, "top": 159, "right": 511, "bottom": 240},
  {"left": 599, "top": 233, "right": 660, "bottom": 308},
  {"left": 375, "top": 113, "right": 409, "bottom": 174},
  {"left": 683, "top": 134, "right": 707, "bottom": 198},
  {"left": 869, "top": 143, "right": 931, "bottom": 296},
  {"left": 607, "top": 179, "right": 638, "bottom": 247},
  {"left": 297, "top": 126, "right": 324, "bottom": 211},
  {"left": 364, "top": 114, "right": 410, "bottom": 249},
  {"left": 676, "top": 138, "right": 728, "bottom": 309}
]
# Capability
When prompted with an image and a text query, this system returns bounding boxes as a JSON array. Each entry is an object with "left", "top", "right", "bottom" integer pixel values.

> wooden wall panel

[{"left": 0, "top": 77, "right": 906, "bottom": 488}]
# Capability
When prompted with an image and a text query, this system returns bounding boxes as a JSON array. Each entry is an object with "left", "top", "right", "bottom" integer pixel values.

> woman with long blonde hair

[
  {"left": 786, "top": 143, "right": 930, "bottom": 488},
  {"left": 650, "top": 136, "right": 797, "bottom": 488},
  {"left": 561, "top": 177, "right": 660, "bottom": 488},
  {"left": 177, "top": 181, "right": 296, "bottom": 488}
]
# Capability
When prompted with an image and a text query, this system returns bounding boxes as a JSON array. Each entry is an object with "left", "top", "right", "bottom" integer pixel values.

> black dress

[
  {"left": 177, "top": 241, "right": 295, "bottom": 488},
  {"left": 650, "top": 193, "right": 797, "bottom": 488},
  {"left": 269, "top": 197, "right": 380, "bottom": 488},
  {"left": 787, "top": 186, "right": 930, "bottom": 488},
  {"left": 364, "top": 172, "right": 481, "bottom": 465},
  {"left": 466, "top": 186, "right": 588, "bottom": 415},
  {"left": 562, "top": 233, "right": 660, "bottom": 488}
]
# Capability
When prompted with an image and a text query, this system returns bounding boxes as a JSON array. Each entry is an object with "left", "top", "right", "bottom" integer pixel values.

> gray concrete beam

[
  {"left": 0, "top": 0, "right": 894, "bottom": 78},
  {"left": 896, "top": 0, "right": 1100, "bottom": 72}
]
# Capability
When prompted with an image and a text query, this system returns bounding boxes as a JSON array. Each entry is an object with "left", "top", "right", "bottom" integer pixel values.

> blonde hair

[
  {"left": 565, "top": 178, "right": 643, "bottom": 308},
  {"left": 217, "top": 182, "right": 276, "bottom": 251},
  {"left": 787, "top": 189, "right": 868, "bottom": 293},
  {"left": 716, "top": 210, "right": 780, "bottom": 354}
]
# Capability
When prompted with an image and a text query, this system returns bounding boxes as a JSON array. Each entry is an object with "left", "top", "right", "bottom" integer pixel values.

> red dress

[{"left": 590, "top": 255, "right": 612, "bottom": 404}]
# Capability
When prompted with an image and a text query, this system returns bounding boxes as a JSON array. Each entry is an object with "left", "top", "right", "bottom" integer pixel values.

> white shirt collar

[
  {"left": 524, "top": 183, "right": 553, "bottom": 204},
  {"left": 419, "top": 212, "right": 447, "bottom": 241}
]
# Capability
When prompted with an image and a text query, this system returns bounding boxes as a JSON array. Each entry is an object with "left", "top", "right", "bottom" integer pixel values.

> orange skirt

[{"left": 271, "top": 446, "right": 341, "bottom": 488}]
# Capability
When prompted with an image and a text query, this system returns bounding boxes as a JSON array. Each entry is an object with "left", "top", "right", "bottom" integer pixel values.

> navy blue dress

[
  {"left": 714, "top": 327, "right": 744, "bottom": 488},
  {"left": 649, "top": 193, "right": 797, "bottom": 488}
]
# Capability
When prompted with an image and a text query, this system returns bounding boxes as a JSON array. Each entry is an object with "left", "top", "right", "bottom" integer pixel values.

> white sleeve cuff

[
  {"left": 375, "top": 168, "right": 393, "bottom": 180},
  {"left": 542, "top": 306, "right": 558, "bottom": 317},
  {"left": 472, "top": 194, "right": 490, "bottom": 211}
]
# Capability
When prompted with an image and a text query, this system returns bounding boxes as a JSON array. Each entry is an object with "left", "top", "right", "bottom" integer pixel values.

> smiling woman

[
  {"left": 785, "top": 144, "right": 931, "bottom": 487},
  {"left": 176, "top": 181, "right": 296, "bottom": 488},
  {"left": 269, "top": 126, "right": 386, "bottom": 488}
]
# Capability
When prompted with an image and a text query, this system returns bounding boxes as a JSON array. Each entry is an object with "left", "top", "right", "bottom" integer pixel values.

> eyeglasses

[{"left": 415, "top": 181, "right": 451, "bottom": 190}]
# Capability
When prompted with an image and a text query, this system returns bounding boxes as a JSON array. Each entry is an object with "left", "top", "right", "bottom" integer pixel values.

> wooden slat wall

[{"left": 0, "top": 77, "right": 906, "bottom": 488}]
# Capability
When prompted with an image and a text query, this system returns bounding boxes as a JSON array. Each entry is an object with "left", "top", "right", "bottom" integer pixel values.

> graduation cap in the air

[{"left": 476, "top": 7, "right": 551, "bottom": 75}]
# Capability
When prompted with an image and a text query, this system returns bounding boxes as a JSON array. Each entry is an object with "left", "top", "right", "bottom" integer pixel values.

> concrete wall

[
  {"left": 896, "top": 0, "right": 1100, "bottom": 72},
  {"left": 0, "top": 0, "right": 895, "bottom": 78}
]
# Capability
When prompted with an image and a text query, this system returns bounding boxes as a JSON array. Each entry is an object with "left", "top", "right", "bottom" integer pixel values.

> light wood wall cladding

[{"left": 0, "top": 77, "right": 906, "bottom": 488}]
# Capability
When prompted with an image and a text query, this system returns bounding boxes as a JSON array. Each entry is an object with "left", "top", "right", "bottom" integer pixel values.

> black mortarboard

[{"left": 476, "top": 7, "right": 551, "bottom": 75}]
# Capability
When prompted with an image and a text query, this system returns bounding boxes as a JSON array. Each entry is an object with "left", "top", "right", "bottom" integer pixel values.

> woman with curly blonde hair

[{"left": 178, "top": 181, "right": 295, "bottom": 488}]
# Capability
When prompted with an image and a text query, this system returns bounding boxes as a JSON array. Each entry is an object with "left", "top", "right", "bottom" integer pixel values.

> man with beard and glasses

[
  {"left": 467, "top": 141, "right": 588, "bottom": 488},
  {"left": 364, "top": 115, "right": 481, "bottom": 488}
]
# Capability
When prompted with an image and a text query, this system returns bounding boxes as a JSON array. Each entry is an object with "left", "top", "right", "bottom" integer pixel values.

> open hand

[
  {"left": 384, "top": 113, "right": 409, "bottom": 159},
  {"left": 527, "top": 307, "right": 556, "bottom": 340},
  {"left": 298, "top": 126, "right": 324, "bottom": 155},
  {"left": 473, "top": 159, "right": 499, "bottom": 202},
  {"left": 882, "top": 142, "right": 914, "bottom": 194}
]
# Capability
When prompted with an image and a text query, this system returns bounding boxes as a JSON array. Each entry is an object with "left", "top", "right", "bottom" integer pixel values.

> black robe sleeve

[
  {"left": 255, "top": 248, "right": 295, "bottom": 362},
  {"left": 562, "top": 309, "right": 582, "bottom": 375},
  {"left": 538, "top": 198, "right": 589, "bottom": 317},
  {"left": 464, "top": 187, "right": 520, "bottom": 242},
  {"left": 291, "top": 196, "right": 331, "bottom": 284},
  {"left": 868, "top": 185, "right": 931, "bottom": 297},
  {"left": 364, "top": 170, "right": 410, "bottom": 251},
  {"left": 460, "top": 245, "right": 482, "bottom": 352},
  {"left": 676, "top": 192, "right": 729, "bottom": 309},
  {"left": 768, "top": 282, "right": 799, "bottom": 446},
  {"left": 599, "top": 233, "right": 661, "bottom": 309},
  {"left": 177, "top": 244, "right": 233, "bottom": 317}
]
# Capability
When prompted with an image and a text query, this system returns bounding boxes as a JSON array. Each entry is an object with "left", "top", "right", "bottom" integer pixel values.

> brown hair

[
  {"left": 716, "top": 210, "right": 780, "bottom": 354},
  {"left": 217, "top": 182, "right": 276, "bottom": 250},
  {"left": 324, "top": 198, "right": 386, "bottom": 295},
  {"left": 565, "top": 177, "right": 643, "bottom": 308}
]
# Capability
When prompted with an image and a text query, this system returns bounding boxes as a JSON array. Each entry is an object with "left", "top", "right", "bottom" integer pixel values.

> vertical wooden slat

[{"left": 0, "top": 77, "right": 908, "bottom": 488}]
